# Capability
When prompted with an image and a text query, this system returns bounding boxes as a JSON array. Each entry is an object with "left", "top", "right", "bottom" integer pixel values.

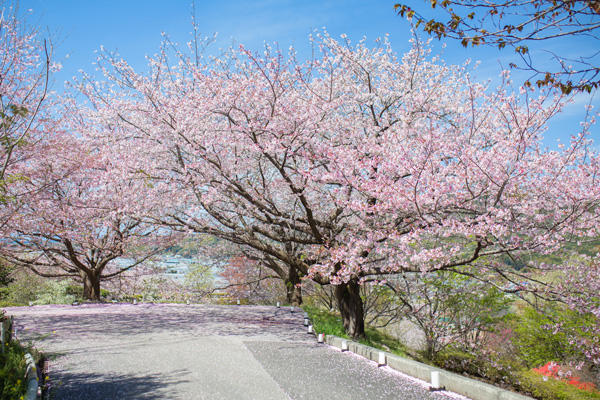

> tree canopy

[{"left": 74, "top": 32, "right": 600, "bottom": 337}]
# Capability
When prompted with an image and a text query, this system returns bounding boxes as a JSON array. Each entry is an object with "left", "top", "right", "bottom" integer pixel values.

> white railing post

[
  {"left": 0, "top": 320, "right": 4, "bottom": 354},
  {"left": 341, "top": 339, "right": 348, "bottom": 351},
  {"left": 378, "top": 351, "right": 386, "bottom": 366},
  {"left": 430, "top": 371, "right": 440, "bottom": 390}
]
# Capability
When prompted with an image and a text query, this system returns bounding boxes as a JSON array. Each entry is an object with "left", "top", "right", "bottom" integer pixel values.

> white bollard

[
  {"left": 276, "top": 302, "right": 280, "bottom": 308},
  {"left": 303, "top": 312, "right": 308, "bottom": 318},
  {"left": 317, "top": 333, "right": 324, "bottom": 343},
  {"left": 133, "top": 299, "right": 137, "bottom": 305},
  {"left": 186, "top": 300, "right": 190, "bottom": 305},
  {"left": 378, "top": 351, "right": 386, "bottom": 366},
  {"left": 307, "top": 325, "right": 313, "bottom": 334},
  {"left": 290, "top": 306, "right": 294, "bottom": 313},
  {"left": 431, "top": 371, "right": 440, "bottom": 389},
  {"left": 341, "top": 340, "right": 348, "bottom": 352},
  {"left": 303, "top": 318, "right": 309, "bottom": 326},
  {"left": 237, "top": 299, "right": 240, "bottom": 305},
  {"left": 28, "top": 301, "right": 33, "bottom": 307}
]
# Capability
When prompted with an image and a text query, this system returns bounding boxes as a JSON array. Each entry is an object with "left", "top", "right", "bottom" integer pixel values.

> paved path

[{"left": 4, "top": 304, "right": 465, "bottom": 400}]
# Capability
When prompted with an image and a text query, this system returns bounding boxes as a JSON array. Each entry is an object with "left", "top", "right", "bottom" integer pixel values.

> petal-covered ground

[{"left": 4, "top": 303, "right": 468, "bottom": 400}]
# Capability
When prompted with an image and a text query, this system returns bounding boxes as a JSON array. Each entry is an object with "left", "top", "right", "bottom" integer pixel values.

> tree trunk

[
  {"left": 334, "top": 279, "right": 365, "bottom": 339},
  {"left": 81, "top": 271, "right": 101, "bottom": 300},
  {"left": 425, "top": 338, "right": 436, "bottom": 361},
  {"left": 285, "top": 266, "right": 302, "bottom": 305}
]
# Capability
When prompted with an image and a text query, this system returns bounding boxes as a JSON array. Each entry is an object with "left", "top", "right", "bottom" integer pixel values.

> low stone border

[
  {"left": 24, "top": 353, "right": 39, "bottom": 400},
  {"left": 325, "top": 335, "right": 533, "bottom": 400}
]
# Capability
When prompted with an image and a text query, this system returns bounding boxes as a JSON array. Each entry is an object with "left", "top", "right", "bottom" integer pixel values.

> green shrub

[
  {"left": 434, "top": 346, "right": 521, "bottom": 387},
  {"left": 2, "top": 273, "right": 80, "bottom": 305},
  {"left": 435, "top": 348, "right": 485, "bottom": 374},
  {"left": 65, "top": 284, "right": 83, "bottom": 299},
  {"left": 512, "top": 305, "right": 591, "bottom": 368},
  {"left": 32, "top": 280, "right": 75, "bottom": 305},
  {"left": 0, "top": 341, "right": 28, "bottom": 400},
  {"left": 516, "top": 369, "right": 600, "bottom": 400},
  {"left": 1, "top": 272, "right": 46, "bottom": 305}
]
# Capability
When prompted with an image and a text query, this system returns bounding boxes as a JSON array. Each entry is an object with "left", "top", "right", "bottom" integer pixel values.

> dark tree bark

[
  {"left": 81, "top": 270, "right": 101, "bottom": 300},
  {"left": 334, "top": 278, "right": 365, "bottom": 339},
  {"left": 285, "top": 266, "right": 302, "bottom": 305}
]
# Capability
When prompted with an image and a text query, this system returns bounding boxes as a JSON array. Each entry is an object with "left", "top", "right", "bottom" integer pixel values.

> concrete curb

[
  {"left": 325, "top": 335, "right": 533, "bottom": 400},
  {"left": 24, "top": 353, "right": 39, "bottom": 400}
]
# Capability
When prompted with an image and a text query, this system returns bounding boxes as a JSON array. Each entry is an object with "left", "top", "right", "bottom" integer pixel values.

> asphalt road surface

[{"left": 4, "top": 303, "right": 467, "bottom": 400}]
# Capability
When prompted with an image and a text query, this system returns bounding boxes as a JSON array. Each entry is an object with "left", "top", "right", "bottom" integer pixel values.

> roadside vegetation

[
  {"left": 0, "top": 340, "right": 27, "bottom": 400},
  {"left": 0, "top": 311, "right": 45, "bottom": 400},
  {"left": 303, "top": 285, "right": 600, "bottom": 400}
]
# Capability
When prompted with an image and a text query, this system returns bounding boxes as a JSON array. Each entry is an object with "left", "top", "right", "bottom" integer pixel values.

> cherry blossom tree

[
  {"left": 82, "top": 32, "right": 599, "bottom": 337},
  {"left": 220, "top": 255, "right": 284, "bottom": 304},
  {"left": 297, "top": 35, "right": 597, "bottom": 337},
  {"left": 78, "top": 37, "right": 347, "bottom": 308},
  {"left": 0, "top": 118, "right": 172, "bottom": 300},
  {"left": 0, "top": 1, "right": 54, "bottom": 230}
]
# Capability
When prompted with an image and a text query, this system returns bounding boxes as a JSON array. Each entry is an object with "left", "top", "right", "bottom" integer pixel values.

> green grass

[
  {"left": 0, "top": 301, "right": 24, "bottom": 307},
  {"left": 302, "top": 305, "right": 407, "bottom": 357},
  {"left": 303, "top": 305, "right": 347, "bottom": 338},
  {"left": 361, "top": 326, "right": 408, "bottom": 357}
]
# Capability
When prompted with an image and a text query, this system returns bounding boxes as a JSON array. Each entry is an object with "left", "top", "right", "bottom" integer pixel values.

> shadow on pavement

[{"left": 52, "top": 370, "right": 189, "bottom": 400}]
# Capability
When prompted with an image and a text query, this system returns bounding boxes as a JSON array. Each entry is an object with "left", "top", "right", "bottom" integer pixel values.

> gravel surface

[{"left": 4, "top": 303, "right": 467, "bottom": 400}]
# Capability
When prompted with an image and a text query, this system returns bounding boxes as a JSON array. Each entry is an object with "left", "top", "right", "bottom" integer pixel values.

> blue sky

[{"left": 19, "top": 0, "right": 598, "bottom": 147}]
